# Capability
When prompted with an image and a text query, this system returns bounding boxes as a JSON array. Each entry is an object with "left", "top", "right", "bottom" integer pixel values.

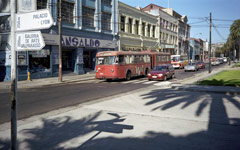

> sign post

[
  {"left": 9, "top": 7, "right": 53, "bottom": 150},
  {"left": 10, "top": 0, "right": 17, "bottom": 149}
]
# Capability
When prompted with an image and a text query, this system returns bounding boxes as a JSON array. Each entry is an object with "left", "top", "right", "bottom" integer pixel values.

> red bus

[
  {"left": 95, "top": 51, "right": 170, "bottom": 80},
  {"left": 171, "top": 55, "right": 188, "bottom": 69}
]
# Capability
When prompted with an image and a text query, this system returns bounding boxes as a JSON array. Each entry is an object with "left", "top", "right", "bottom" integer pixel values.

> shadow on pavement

[
  {"left": 1, "top": 88, "right": 240, "bottom": 150},
  {"left": 0, "top": 111, "right": 134, "bottom": 150}
]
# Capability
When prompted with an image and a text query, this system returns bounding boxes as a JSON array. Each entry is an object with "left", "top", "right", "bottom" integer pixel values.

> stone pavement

[{"left": 0, "top": 64, "right": 240, "bottom": 150}]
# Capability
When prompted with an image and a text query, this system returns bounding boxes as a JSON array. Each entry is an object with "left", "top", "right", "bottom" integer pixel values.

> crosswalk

[{"left": 78, "top": 78, "right": 177, "bottom": 87}]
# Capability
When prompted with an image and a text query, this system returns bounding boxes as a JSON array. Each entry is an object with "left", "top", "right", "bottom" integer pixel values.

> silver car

[{"left": 184, "top": 63, "right": 199, "bottom": 72}]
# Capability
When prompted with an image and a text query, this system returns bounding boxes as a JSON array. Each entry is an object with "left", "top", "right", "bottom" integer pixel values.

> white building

[
  {"left": 141, "top": 4, "right": 190, "bottom": 55},
  {"left": 118, "top": 2, "right": 158, "bottom": 51}
]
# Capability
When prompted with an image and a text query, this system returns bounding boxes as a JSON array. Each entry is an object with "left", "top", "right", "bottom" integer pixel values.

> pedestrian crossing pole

[
  {"left": 10, "top": 0, "right": 17, "bottom": 149},
  {"left": 58, "top": 0, "right": 63, "bottom": 82},
  {"left": 208, "top": 12, "right": 212, "bottom": 73}
]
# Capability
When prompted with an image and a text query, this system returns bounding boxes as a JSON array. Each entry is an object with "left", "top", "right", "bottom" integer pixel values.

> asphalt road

[{"left": 0, "top": 63, "right": 227, "bottom": 124}]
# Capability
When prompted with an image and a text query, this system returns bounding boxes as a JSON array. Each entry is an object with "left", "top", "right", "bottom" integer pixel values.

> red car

[
  {"left": 148, "top": 64, "right": 175, "bottom": 81},
  {"left": 197, "top": 61, "right": 205, "bottom": 69}
]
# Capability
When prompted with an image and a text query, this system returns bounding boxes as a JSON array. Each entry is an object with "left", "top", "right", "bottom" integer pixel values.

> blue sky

[{"left": 119, "top": 0, "right": 240, "bottom": 43}]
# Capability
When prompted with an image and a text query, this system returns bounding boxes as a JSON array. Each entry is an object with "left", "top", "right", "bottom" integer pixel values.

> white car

[
  {"left": 211, "top": 60, "right": 220, "bottom": 66},
  {"left": 223, "top": 57, "right": 227, "bottom": 63},
  {"left": 184, "top": 63, "right": 199, "bottom": 72}
]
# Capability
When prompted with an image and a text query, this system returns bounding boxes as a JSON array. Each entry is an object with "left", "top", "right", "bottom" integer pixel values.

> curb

[{"left": 171, "top": 85, "right": 240, "bottom": 95}]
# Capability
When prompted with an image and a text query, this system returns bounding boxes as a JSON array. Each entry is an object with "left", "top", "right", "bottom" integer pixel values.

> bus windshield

[
  {"left": 172, "top": 56, "right": 180, "bottom": 61},
  {"left": 97, "top": 56, "right": 117, "bottom": 65}
]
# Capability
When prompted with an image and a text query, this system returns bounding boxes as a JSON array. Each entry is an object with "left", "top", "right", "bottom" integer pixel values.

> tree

[
  {"left": 222, "top": 19, "right": 240, "bottom": 58},
  {"left": 230, "top": 19, "right": 240, "bottom": 42}
]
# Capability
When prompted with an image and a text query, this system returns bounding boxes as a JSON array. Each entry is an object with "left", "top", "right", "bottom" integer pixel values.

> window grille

[
  {"left": 102, "top": 12, "right": 111, "bottom": 30},
  {"left": 37, "top": 0, "right": 47, "bottom": 9},
  {"left": 101, "top": 0, "right": 112, "bottom": 5},
  {"left": 58, "top": 0, "right": 74, "bottom": 23},
  {"left": 82, "top": 6, "right": 95, "bottom": 27}
]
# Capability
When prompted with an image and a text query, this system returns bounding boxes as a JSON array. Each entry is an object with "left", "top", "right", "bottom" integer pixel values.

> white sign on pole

[
  {"left": 16, "top": 9, "right": 53, "bottom": 31},
  {"left": 16, "top": 31, "right": 45, "bottom": 51}
]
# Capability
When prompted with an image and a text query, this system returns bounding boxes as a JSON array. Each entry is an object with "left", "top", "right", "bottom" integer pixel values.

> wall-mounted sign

[{"left": 42, "top": 34, "right": 117, "bottom": 49}]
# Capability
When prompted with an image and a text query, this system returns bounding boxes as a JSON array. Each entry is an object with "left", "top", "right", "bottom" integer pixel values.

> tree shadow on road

[
  {"left": 0, "top": 111, "right": 133, "bottom": 150},
  {"left": 1, "top": 88, "right": 240, "bottom": 150}
]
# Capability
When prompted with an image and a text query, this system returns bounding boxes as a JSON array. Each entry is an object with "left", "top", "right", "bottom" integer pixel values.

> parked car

[
  {"left": 217, "top": 58, "right": 223, "bottom": 64},
  {"left": 197, "top": 61, "right": 205, "bottom": 69},
  {"left": 148, "top": 64, "right": 175, "bottom": 81},
  {"left": 223, "top": 57, "right": 227, "bottom": 63},
  {"left": 184, "top": 63, "right": 199, "bottom": 72},
  {"left": 211, "top": 60, "right": 220, "bottom": 66}
]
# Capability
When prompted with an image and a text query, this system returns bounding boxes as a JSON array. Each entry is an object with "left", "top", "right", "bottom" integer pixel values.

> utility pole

[
  {"left": 58, "top": 0, "right": 62, "bottom": 82},
  {"left": 10, "top": 0, "right": 17, "bottom": 149},
  {"left": 208, "top": 12, "right": 212, "bottom": 73}
]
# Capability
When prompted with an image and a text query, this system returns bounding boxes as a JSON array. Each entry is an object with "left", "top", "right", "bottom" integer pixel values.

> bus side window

[
  {"left": 119, "top": 55, "right": 124, "bottom": 64},
  {"left": 130, "top": 55, "right": 134, "bottom": 64}
]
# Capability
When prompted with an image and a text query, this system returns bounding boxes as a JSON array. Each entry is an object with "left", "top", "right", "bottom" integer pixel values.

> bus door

[{"left": 150, "top": 54, "right": 155, "bottom": 69}]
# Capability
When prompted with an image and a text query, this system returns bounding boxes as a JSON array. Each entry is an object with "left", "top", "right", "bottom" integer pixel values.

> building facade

[
  {"left": 141, "top": 4, "right": 178, "bottom": 55},
  {"left": 0, "top": 0, "right": 118, "bottom": 81},
  {"left": 118, "top": 2, "right": 158, "bottom": 51},
  {"left": 141, "top": 4, "right": 190, "bottom": 56},
  {"left": 189, "top": 38, "right": 200, "bottom": 62}
]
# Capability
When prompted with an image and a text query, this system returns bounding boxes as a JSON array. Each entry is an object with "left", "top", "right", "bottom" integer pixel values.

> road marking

[{"left": 142, "top": 81, "right": 158, "bottom": 84}]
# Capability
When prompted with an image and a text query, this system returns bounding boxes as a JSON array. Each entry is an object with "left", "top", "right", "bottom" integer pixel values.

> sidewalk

[
  {"left": 0, "top": 64, "right": 240, "bottom": 150},
  {"left": 0, "top": 72, "right": 96, "bottom": 89}
]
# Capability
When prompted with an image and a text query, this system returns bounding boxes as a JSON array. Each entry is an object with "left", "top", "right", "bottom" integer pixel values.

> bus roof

[{"left": 96, "top": 51, "right": 170, "bottom": 57}]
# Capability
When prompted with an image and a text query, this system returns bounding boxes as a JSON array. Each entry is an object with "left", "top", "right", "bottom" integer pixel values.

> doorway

[
  {"left": 62, "top": 49, "right": 73, "bottom": 71},
  {"left": 83, "top": 50, "right": 97, "bottom": 71}
]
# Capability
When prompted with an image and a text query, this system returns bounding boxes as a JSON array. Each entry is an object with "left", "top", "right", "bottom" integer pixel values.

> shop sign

[
  {"left": 42, "top": 34, "right": 116, "bottom": 48},
  {"left": 62, "top": 36, "right": 100, "bottom": 48},
  {"left": 30, "top": 49, "right": 50, "bottom": 58},
  {"left": 62, "top": 36, "right": 116, "bottom": 49},
  {"left": 16, "top": 31, "right": 45, "bottom": 51},
  {"left": 165, "top": 44, "right": 175, "bottom": 49}
]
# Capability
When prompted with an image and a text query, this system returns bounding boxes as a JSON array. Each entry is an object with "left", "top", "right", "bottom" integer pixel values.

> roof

[{"left": 141, "top": 3, "right": 165, "bottom": 11}]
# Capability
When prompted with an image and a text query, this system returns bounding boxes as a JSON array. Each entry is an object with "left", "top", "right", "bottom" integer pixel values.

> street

[
  {"left": 0, "top": 66, "right": 239, "bottom": 149},
  {"left": 0, "top": 63, "right": 227, "bottom": 124}
]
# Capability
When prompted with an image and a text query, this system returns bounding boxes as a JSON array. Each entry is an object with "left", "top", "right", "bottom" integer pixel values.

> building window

[
  {"left": 152, "top": 25, "right": 155, "bottom": 38},
  {"left": 120, "top": 16, "right": 125, "bottom": 32},
  {"left": 128, "top": 18, "right": 133, "bottom": 34},
  {"left": 142, "top": 22, "right": 145, "bottom": 36},
  {"left": 58, "top": 0, "right": 74, "bottom": 23},
  {"left": 135, "top": 20, "right": 139, "bottom": 35},
  {"left": 101, "top": 0, "right": 112, "bottom": 5},
  {"left": 102, "top": 12, "right": 111, "bottom": 30},
  {"left": 147, "top": 24, "right": 151, "bottom": 37},
  {"left": 37, "top": 0, "right": 47, "bottom": 9},
  {"left": 82, "top": 6, "right": 95, "bottom": 27}
]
